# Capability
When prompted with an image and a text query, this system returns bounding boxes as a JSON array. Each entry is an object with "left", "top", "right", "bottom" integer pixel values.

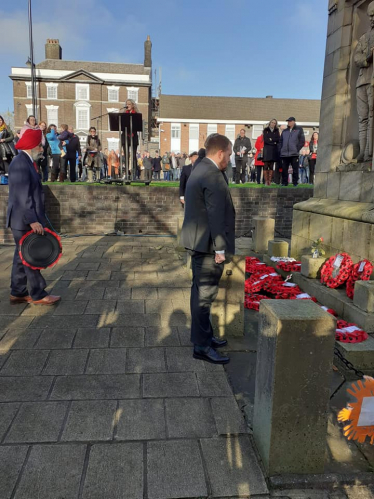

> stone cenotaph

[{"left": 291, "top": 0, "right": 374, "bottom": 262}]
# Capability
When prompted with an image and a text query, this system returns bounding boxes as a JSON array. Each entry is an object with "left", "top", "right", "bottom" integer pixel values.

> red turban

[{"left": 15, "top": 129, "right": 43, "bottom": 150}]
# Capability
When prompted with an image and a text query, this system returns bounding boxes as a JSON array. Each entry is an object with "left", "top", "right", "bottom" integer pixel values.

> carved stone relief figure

[{"left": 354, "top": 0, "right": 374, "bottom": 162}]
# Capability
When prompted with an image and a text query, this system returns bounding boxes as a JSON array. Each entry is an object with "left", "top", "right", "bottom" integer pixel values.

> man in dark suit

[
  {"left": 66, "top": 126, "right": 81, "bottom": 183},
  {"left": 181, "top": 134, "right": 235, "bottom": 364},
  {"left": 7, "top": 128, "right": 60, "bottom": 305},
  {"left": 179, "top": 151, "right": 198, "bottom": 205}
]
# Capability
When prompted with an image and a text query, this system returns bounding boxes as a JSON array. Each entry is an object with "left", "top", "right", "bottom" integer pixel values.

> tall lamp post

[{"left": 28, "top": 0, "right": 37, "bottom": 117}]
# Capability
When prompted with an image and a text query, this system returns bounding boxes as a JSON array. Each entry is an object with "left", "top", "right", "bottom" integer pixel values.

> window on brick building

[
  {"left": 252, "top": 125, "right": 264, "bottom": 140},
  {"left": 46, "top": 105, "right": 59, "bottom": 126},
  {"left": 76, "top": 84, "right": 89, "bottom": 101},
  {"left": 107, "top": 138, "right": 119, "bottom": 151},
  {"left": 46, "top": 83, "right": 58, "bottom": 100},
  {"left": 25, "top": 104, "right": 39, "bottom": 119},
  {"left": 225, "top": 124, "right": 235, "bottom": 144},
  {"left": 171, "top": 123, "right": 181, "bottom": 152},
  {"left": 25, "top": 82, "right": 38, "bottom": 99},
  {"left": 207, "top": 124, "right": 217, "bottom": 136},
  {"left": 75, "top": 102, "right": 91, "bottom": 130},
  {"left": 108, "top": 86, "right": 119, "bottom": 103},
  {"left": 127, "top": 87, "right": 139, "bottom": 103},
  {"left": 189, "top": 124, "right": 199, "bottom": 154}
]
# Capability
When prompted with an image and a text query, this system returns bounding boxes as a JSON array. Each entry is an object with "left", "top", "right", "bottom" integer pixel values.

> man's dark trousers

[
  {"left": 190, "top": 252, "right": 224, "bottom": 347},
  {"left": 281, "top": 157, "right": 299, "bottom": 186},
  {"left": 66, "top": 157, "right": 76, "bottom": 182},
  {"left": 235, "top": 158, "right": 246, "bottom": 183},
  {"left": 11, "top": 229, "right": 48, "bottom": 301}
]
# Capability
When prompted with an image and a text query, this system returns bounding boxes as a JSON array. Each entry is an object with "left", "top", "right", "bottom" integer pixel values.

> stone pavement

[{"left": 0, "top": 235, "right": 268, "bottom": 499}]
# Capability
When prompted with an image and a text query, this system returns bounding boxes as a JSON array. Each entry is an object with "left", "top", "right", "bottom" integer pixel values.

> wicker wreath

[
  {"left": 320, "top": 253, "right": 353, "bottom": 289},
  {"left": 346, "top": 259, "right": 373, "bottom": 299}
]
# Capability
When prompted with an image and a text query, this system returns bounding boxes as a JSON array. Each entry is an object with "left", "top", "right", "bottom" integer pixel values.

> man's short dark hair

[
  {"left": 205, "top": 134, "right": 231, "bottom": 155},
  {"left": 89, "top": 127, "right": 96, "bottom": 132},
  {"left": 240, "top": 128, "right": 245, "bottom": 132}
]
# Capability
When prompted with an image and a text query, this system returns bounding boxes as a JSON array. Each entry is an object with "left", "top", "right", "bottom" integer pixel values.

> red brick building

[
  {"left": 10, "top": 38, "right": 153, "bottom": 151},
  {"left": 157, "top": 95, "right": 321, "bottom": 154}
]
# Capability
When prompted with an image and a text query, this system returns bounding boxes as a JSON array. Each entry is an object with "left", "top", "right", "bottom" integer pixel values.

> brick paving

[{"left": 0, "top": 236, "right": 268, "bottom": 499}]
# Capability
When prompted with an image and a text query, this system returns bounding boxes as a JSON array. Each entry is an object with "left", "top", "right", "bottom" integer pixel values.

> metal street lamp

[{"left": 28, "top": 0, "right": 37, "bottom": 117}]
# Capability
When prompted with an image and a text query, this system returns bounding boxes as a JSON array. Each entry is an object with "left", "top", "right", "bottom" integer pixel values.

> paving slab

[
  {"left": 177, "top": 325, "right": 192, "bottom": 346},
  {"left": 211, "top": 397, "right": 249, "bottom": 435},
  {"left": 42, "top": 349, "right": 89, "bottom": 375},
  {"left": 84, "top": 299, "right": 116, "bottom": 315},
  {"left": 110, "top": 327, "right": 145, "bottom": 347},
  {"left": 31, "top": 314, "right": 99, "bottom": 329},
  {"left": 86, "top": 348, "right": 127, "bottom": 374},
  {"left": 53, "top": 300, "right": 88, "bottom": 315},
  {"left": 147, "top": 440, "right": 207, "bottom": 499},
  {"left": 0, "top": 350, "right": 49, "bottom": 376},
  {"left": 116, "top": 299, "right": 145, "bottom": 314},
  {"left": 62, "top": 400, "right": 117, "bottom": 441},
  {"left": 200, "top": 436, "right": 268, "bottom": 497},
  {"left": 132, "top": 287, "right": 158, "bottom": 299},
  {"left": 166, "top": 346, "right": 206, "bottom": 372},
  {"left": 34, "top": 329, "right": 76, "bottom": 349},
  {"left": 14, "top": 444, "right": 86, "bottom": 499},
  {"left": 76, "top": 287, "right": 105, "bottom": 300},
  {"left": 0, "top": 402, "right": 20, "bottom": 440},
  {"left": 143, "top": 372, "right": 199, "bottom": 398},
  {"left": 82, "top": 443, "right": 143, "bottom": 499},
  {"left": 0, "top": 302, "right": 28, "bottom": 315},
  {"left": 197, "top": 372, "right": 234, "bottom": 397},
  {"left": 166, "top": 398, "right": 216, "bottom": 438},
  {"left": 0, "top": 446, "right": 28, "bottom": 499},
  {"left": 116, "top": 399, "right": 166, "bottom": 440},
  {"left": 76, "top": 262, "right": 100, "bottom": 270},
  {"left": 0, "top": 316, "right": 34, "bottom": 330},
  {"left": 103, "top": 287, "right": 131, "bottom": 300},
  {"left": 100, "top": 313, "right": 160, "bottom": 327},
  {"left": 73, "top": 328, "right": 110, "bottom": 348},
  {"left": 0, "top": 376, "right": 53, "bottom": 401},
  {"left": 4, "top": 401, "right": 68, "bottom": 443},
  {"left": 145, "top": 326, "right": 180, "bottom": 346},
  {"left": 50, "top": 374, "right": 141, "bottom": 400},
  {"left": 126, "top": 347, "right": 166, "bottom": 373}
]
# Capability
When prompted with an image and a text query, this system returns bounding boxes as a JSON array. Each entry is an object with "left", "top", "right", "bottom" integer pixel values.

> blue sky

[{"left": 0, "top": 0, "right": 327, "bottom": 114}]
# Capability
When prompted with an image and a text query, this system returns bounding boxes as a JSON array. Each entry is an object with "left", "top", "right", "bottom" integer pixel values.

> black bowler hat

[
  {"left": 286, "top": 117, "right": 296, "bottom": 121},
  {"left": 19, "top": 228, "right": 62, "bottom": 270}
]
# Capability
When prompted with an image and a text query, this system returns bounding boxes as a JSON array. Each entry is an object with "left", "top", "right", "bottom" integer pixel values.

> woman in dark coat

[
  {"left": 262, "top": 118, "right": 280, "bottom": 186},
  {"left": 0, "top": 115, "right": 15, "bottom": 174}
]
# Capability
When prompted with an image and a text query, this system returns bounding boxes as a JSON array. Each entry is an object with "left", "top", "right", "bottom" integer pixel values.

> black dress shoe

[
  {"left": 193, "top": 347, "right": 230, "bottom": 364},
  {"left": 211, "top": 337, "right": 228, "bottom": 348}
]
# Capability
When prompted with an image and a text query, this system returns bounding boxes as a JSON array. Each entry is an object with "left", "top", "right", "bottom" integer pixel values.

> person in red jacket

[{"left": 254, "top": 134, "right": 264, "bottom": 185}]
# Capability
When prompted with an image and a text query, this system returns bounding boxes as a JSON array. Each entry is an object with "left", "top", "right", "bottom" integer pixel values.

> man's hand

[
  {"left": 180, "top": 198, "right": 185, "bottom": 205},
  {"left": 215, "top": 253, "right": 226, "bottom": 264},
  {"left": 30, "top": 222, "right": 44, "bottom": 235},
  {"left": 236, "top": 152, "right": 240, "bottom": 156}
]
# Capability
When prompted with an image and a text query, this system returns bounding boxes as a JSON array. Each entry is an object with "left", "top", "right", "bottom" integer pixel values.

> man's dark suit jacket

[
  {"left": 66, "top": 134, "right": 81, "bottom": 158},
  {"left": 6, "top": 151, "right": 46, "bottom": 230},
  {"left": 179, "top": 163, "right": 193, "bottom": 197},
  {"left": 180, "top": 157, "right": 235, "bottom": 255}
]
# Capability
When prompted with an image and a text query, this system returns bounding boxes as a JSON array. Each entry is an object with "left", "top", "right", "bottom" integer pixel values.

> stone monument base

[{"left": 290, "top": 198, "right": 374, "bottom": 262}]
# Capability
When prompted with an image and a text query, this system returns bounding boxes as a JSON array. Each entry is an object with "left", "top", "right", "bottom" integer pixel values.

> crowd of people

[{"left": 0, "top": 111, "right": 318, "bottom": 186}]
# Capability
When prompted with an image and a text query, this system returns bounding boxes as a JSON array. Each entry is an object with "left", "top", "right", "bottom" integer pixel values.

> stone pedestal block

[
  {"left": 268, "top": 240, "right": 289, "bottom": 258},
  {"left": 301, "top": 255, "right": 327, "bottom": 279},
  {"left": 253, "top": 300, "right": 336, "bottom": 475},
  {"left": 252, "top": 216, "right": 275, "bottom": 254},
  {"left": 353, "top": 281, "right": 374, "bottom": 313}
]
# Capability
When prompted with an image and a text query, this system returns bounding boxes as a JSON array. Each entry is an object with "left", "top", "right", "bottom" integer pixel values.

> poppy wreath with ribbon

[
  {"left": 320, "top": 305, "right": 338, "bottom": 317},
  {"left": 246, "top": 261, "right": 274, "bottom": 275},
  {"left": 320, "top": 253, "right": 353, "bottom": 289},
  {"left": 245, "top": 257, "right": 262, "bottom": 273},
  {"left": 336, "top": 319, "right": 368, "bottom": 343},
  {"left": 245, "top": 272, "right": 283, "bottom": 294},
  {"left": 346, "top": 259, "right": 373, "bottom": 299},
  {"left": 276, "top": 261, "right": 302, "bottom": 273},
  {"left": 244, "top": 294, "right": 270, "bottom": 311},
  {"left": 338, "top": 378, "right": 374, "bottom": 444},
  {"left": 266, "top": 281, "right": 302, "bottom": 299}
]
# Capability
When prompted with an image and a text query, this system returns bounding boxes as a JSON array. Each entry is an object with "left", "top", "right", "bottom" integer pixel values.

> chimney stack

[
  {"left": 144, "top": 35, "right": 152, "bottom": 68},
  {"left": 45, "top": 39, "right": 62, "bottom": 60}
]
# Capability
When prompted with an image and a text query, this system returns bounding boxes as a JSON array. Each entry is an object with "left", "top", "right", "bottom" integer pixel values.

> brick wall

[{"left": 0, "top": 185, "right": 313, "bottom": 244}]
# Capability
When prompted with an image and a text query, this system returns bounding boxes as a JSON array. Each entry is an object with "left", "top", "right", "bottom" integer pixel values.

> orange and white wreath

[{"left": 338, "top": 377, "right": 374, "bottom": 444}]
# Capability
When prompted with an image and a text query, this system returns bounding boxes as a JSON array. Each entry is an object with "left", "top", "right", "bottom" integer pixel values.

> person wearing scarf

[{"left": 0, "top": 115, "right": 16, "bottom": 173}]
